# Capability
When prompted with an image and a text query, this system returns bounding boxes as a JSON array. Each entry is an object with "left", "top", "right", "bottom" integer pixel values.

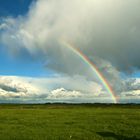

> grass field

[{"left": 0, "top": 104, "right": 139, "bottom": 140}]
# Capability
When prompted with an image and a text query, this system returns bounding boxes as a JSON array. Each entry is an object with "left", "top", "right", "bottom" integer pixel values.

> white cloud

[
  {"left": 0, "top": 76, "right": 42, "bottom": 98},
  {"left": 48, "top": 88, "right": 82, "bottom": 99},
  {"left": 0, "top": 75, "right": 114, "bottom": 103},
  {"left": 122, "top": 91, "right": 140, "bottom": 97},
  {"left": 0, "top": 75, "right": 139, "bottom": 103}
]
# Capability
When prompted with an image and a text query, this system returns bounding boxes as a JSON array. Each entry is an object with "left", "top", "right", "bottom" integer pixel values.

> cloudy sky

[{"left": 0, "top": 0, "right": 140, "bottom": 103}]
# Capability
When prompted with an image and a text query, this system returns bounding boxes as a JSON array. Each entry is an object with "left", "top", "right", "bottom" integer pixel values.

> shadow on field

[{"left": 97, "top": 132, "right": 140, "bottom": 140}]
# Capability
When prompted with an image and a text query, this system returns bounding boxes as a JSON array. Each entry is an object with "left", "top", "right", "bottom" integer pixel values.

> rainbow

[{"left": 60, "top": 40, "right": 117, "bottom": 103}]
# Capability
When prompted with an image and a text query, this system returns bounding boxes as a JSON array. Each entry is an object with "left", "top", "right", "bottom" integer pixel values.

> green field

[{"left": 0, "top": 104, "right": 139, "bottom": 140}]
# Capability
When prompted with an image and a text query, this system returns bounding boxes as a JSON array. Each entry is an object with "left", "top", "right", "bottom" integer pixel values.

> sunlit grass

[{"left": 0, "top": 104, "right": 139, "bottom": 140}]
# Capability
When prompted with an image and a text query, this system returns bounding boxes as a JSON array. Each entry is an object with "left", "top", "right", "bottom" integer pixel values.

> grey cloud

[
  {"left": 0, "top": 84, "right": 19, "bottom": 93},
  {"left": 76, "top": 0, "right": 140, "bottom": 73},
  {"left": 1, "top": 0, "right": 140, "bottom": 74},
  {"left": 123, "top": 78, "right": 140, "bottom": 92}
]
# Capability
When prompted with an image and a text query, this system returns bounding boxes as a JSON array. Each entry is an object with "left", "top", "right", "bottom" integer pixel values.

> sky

[{"left": 0, "top": 0, "right": 140, "bottom": 103}]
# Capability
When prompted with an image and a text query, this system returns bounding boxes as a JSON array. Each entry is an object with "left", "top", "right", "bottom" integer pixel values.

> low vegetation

[{"left": 0, "top": 104, "right": 139, "bottom": 140}]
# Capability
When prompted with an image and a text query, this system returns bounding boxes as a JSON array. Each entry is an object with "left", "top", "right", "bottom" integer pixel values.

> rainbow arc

[{"left": 60, "top": 40, "right": 117, "bottom": 103}]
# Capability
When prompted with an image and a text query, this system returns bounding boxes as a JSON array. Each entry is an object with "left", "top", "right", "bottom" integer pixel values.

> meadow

[{"left": 0, "top": 104, "right": 139, "bottom": 140}]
